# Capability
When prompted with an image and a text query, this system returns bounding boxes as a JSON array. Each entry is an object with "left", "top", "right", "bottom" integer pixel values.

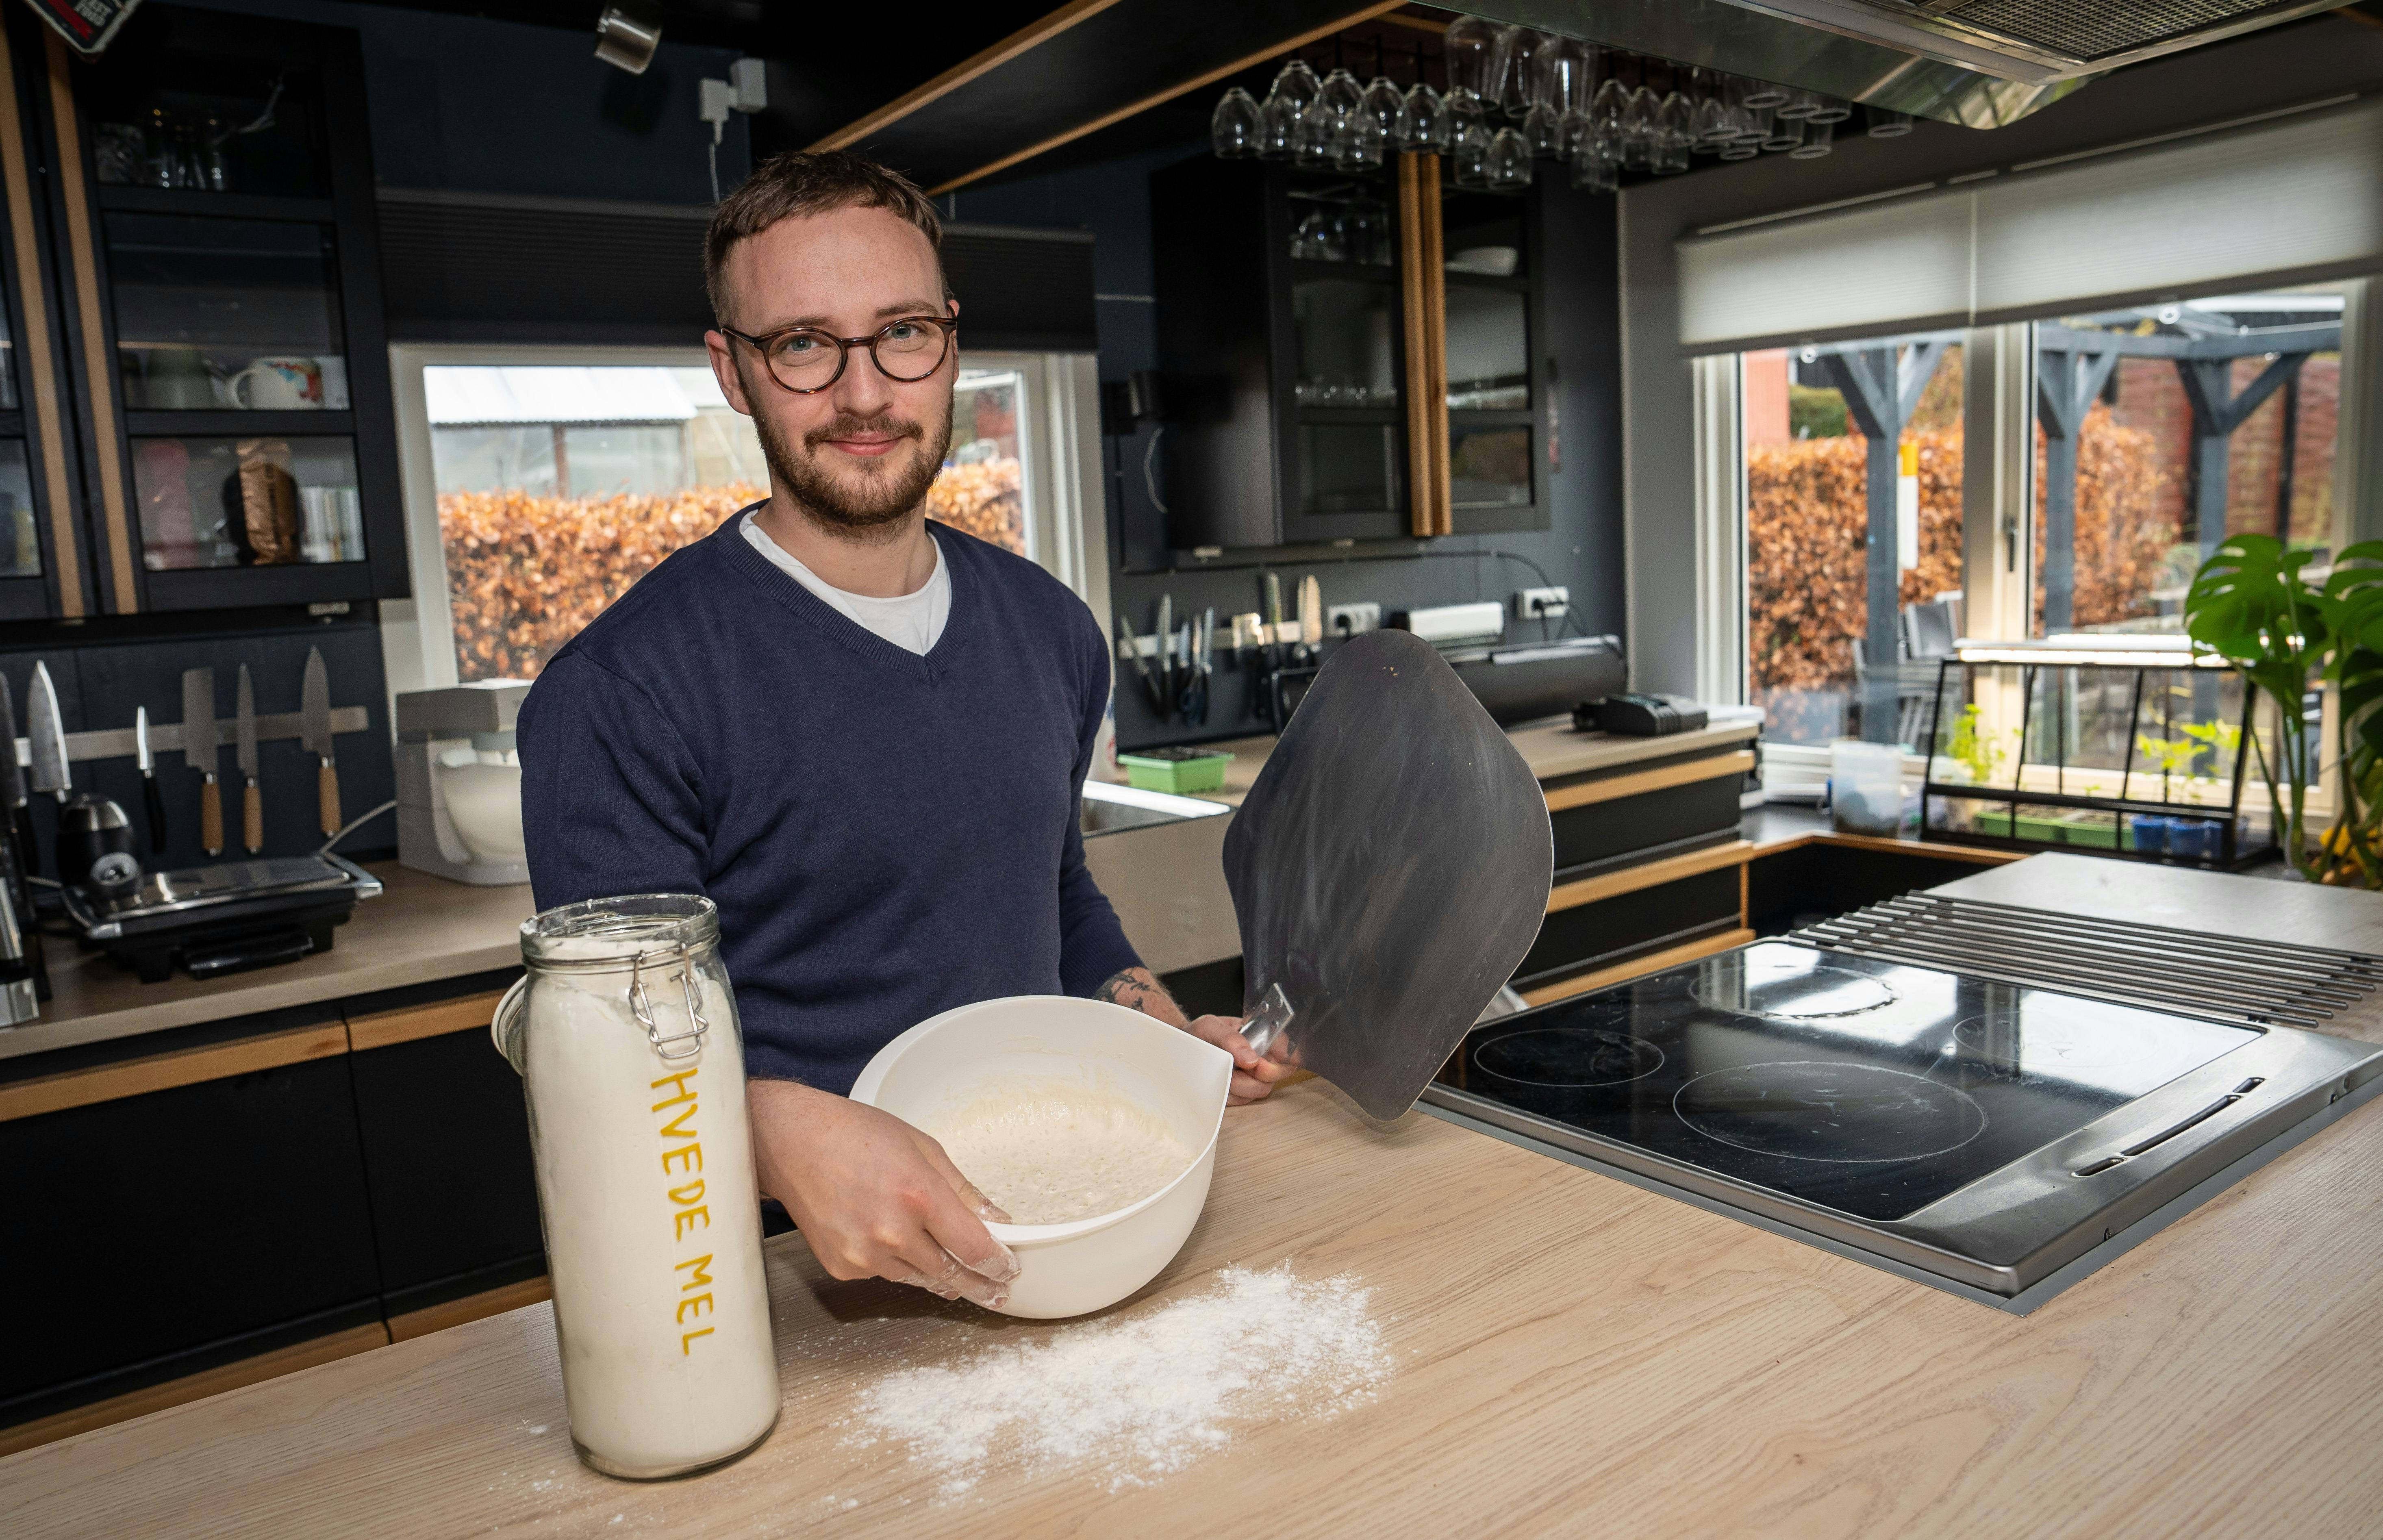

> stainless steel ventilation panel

[
  {"left": 1730, "top": 0, "right": 2346, "bottom": 78},
  {"left": 1464, "top": 0, "right": 2349, "bottom": 126}
]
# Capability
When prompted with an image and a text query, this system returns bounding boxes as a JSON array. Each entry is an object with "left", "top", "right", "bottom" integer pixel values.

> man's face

[{"left": 705, "top": 204, "right": 955, "bottom": 536}]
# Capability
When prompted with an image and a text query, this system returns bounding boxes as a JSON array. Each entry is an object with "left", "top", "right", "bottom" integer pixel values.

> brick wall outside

[{"left": 2105, "top": 352, "right": 2340, "bottom": 549}]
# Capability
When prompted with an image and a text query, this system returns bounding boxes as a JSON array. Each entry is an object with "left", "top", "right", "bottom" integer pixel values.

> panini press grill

[{"left": 60, "top": 855, "right": 383, "bottom": 982}]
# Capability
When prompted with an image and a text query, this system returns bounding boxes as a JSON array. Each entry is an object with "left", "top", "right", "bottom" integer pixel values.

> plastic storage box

[{"left": 1117, "top": 747, "right": 1231, "bottom": 794}]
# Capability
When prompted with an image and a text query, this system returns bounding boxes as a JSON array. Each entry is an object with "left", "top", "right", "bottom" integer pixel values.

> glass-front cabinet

[
  {"left": 0, "top": 2, "right": 401, "bottom": 616},
  {"left": 1152, "top": 154, "right": 1547, "bottom": 549}
]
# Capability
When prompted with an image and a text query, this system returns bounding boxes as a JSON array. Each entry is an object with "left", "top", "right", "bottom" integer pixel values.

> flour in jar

[{"left": 929, "top": 1085, "right": 1194, "bottom": 1224}]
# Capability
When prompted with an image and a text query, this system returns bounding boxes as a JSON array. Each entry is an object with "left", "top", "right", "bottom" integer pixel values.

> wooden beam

[
  {"left": 929, "top": 0, "right": 1410, "bottom": 194},
  {"left": 0, "top": 1021, "right": 350, "bottom": 1124},
  {"left": 0, "top": 1323, "right": 389, "bottom": 1459},
  {"left": 44, "top": 33, "right": 134, "bottom": 613},
  {"left": 809, "top": 0, "right": 1129, "bottom": 152},
  {"left": 1519, "top": 928, "right": 1756, "bottom": 1006},
  {"left": 1547, "top": 839, "right": 1753, "bottom": 914},
  {"left": 1542, "top": 750, "right": 1755, "bottom": 812},
  {"left": 348, "top": 989, "right": 507, "bottom": 1053}
]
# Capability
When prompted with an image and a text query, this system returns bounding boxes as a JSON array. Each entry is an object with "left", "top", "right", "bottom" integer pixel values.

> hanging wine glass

[
  {"left": 1212, "top": 87, "right": 1262, "bottom": 159},
  {"left": 1502, "top": 29, "right": 1547, "bottom": 119},
  {"left": 1358, "top": 37, "right": 1405, "bottom": 160},
  {"left": 1692, "top": 70, "right": 1731, "bottom": 149},
  {"left": 1741, "top": 78, "right": 1789, "bottom": 110},
  {"left": 1521, "top": 33, "right": 1581, "bottom": 158},
  {"left": 1570, "top": 115, "right": 1620, "bottom": 192},
  {"left": 1736, "top": 101, "right": 1776, "bottom": 148},
  {"left": 1259, "top": 56, "right": 1318, "bottom": 160},
  {"left": 1489, "top": 126, "right": 1534, "bottom": 190},
  {"left": 1777, "top": 87, "right": 1823, "bottom": 121},
  {"left": 1621, "top": 84, "right": 1659, "bottom": 169},
  {"left": 1442, "top": 15, "right": 1515, "bottom": 109},
  {"left": 1790, "top": 118, "right": 1836, "bottom": 159},
  {"left": 1655, "top": 89, "right": 1695, "bottom": 173},
  {"left": 1450, "top": 99, "right": 1493, "bottom": 188},
  {"left": 1588, "top": 71, "right": 1628, "bottom": 137},
  {"left": 1867, "top": 106, "right": 1913, "bottom": 138},
  {"left": 1761, "top": 114, "right": 1803, "bottom": 154},
  {"left": 1806, "top": 96, "right": 1853, "bottom": 124},
  {"left": 1397, "top": 41, "right": 1448, "bottom": 152},
  {"left": 1340, "top": 104, "right": 1388, "bottom": 171},
  {"left": 1313, "top": 39, "right": 1365, "bottom": 168}
]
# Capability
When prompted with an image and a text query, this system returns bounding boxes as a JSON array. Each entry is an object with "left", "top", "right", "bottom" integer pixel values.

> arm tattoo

[{"left": 1096, "top": 967, "right": 1167, "bottom": 1012}]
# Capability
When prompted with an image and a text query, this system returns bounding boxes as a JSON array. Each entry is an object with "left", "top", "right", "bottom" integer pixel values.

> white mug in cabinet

[{"left": 227, "top": 356, "right": 324, "bottom": 410}]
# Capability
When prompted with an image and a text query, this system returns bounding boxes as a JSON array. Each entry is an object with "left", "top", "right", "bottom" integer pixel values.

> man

[{"left": 517, "top": 151, "right": 1284, "bottom": 1313}]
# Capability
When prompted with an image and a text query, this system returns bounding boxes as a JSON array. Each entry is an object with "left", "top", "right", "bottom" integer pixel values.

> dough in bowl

[{"left": 930, "top": 1084, "right": 1194, "bottom": 1225}]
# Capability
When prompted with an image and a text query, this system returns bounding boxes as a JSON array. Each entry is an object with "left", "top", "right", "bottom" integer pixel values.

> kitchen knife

[
  {"left": 236, "top": 664, "right": 261, "bottom": 856},
  {"left": 302, "top": 647, "right": 340, "bottom": 838},
  {"left": 1299, "top": 575, "right": 1323, "bottom": 664},
  {"left": 183, "top": 667, "right": 220, "bottom": 857},
  {"left": 28, "top": 662, "right": 68, "bottom": 806},
  {"left": 135, "top": 706, "right": 166, "bottom": 854},
  {"left": 1264, "top": 572, "right": 1284, "bottom": 644},
  {"left": 1156, "top": 594, "right": 1174, "bottom": 717},
  {"left": 1114, "top": 615, "right": 1165, "bottom": 717},
  {"left": 0, "top": 673, "right": 32, "bottom": 874}
]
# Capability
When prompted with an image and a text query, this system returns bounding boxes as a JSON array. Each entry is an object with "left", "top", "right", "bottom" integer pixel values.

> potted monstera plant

[{"left": 2185, "top": 534, "right": 2383, "bottom": 885}]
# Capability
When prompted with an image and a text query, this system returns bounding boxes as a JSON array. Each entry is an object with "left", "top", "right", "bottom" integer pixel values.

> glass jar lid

[{"left": 519, "top": 892, "right": 719, "bottom": 973}]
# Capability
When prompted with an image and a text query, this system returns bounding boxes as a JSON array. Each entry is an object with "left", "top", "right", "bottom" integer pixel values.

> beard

[{"left": 752, "top": 391, "right": 952, "bottom": 540}]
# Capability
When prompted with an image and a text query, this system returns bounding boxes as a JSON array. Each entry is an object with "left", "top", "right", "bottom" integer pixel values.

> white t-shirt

[{"left": 741, "top": 512, "right": 951, "bottom": 656}]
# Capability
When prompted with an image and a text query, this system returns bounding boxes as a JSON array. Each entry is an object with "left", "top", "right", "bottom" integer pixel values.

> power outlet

[
  {"left": 1326, "top": 602, "right": 1381, "bottom": 636},
  {"left": 1514, "top": 586, "right": 1570, "bottom": 620}
]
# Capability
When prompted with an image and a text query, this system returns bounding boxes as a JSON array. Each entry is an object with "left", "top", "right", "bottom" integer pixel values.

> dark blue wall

[{"left": 172, "top": 0, "right": 751, "bottom": 203}]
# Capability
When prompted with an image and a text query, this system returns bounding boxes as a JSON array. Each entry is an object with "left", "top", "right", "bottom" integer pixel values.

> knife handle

[
  {"left": 199, "top": 777, "right": 222, "bottom": 857},
  {"left": 243, "top": 779, "right": 262, "bottom": 855},
  {"left": 13, "top": 805, "right": 36, "bottom": 875},
  {"left": 142, "top": 772, "right": 166, "bottom": 854},
  {"left": 318, "top": 760, "right": 341, "bottom": 838}
]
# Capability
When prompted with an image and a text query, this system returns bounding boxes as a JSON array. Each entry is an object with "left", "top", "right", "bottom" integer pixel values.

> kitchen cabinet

[
  {"left": 0, "top": 971, "right": 533, "bottom": 1442},
  {"left": 0, "top": 4, "right": 404, "bottom": 617},
  {"left": 1152, "top": 152, "right": 1551, "bottom": 549},
  {"left": 0, "top": 1012, "right": 386, "bottom": 1431}
]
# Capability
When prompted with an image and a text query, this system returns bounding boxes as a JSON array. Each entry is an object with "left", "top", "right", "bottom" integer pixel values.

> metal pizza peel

[{"left": 1223, "top": 627, "right": 1552, "bottom": 1121}]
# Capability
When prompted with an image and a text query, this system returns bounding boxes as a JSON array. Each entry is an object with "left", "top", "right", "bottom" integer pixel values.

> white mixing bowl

[
  {"left": 848, "top": 995, "right": 1233, "bottom": 1319},
  {"left": 437, "top": 760, "right": 525, "bottom": 865}
]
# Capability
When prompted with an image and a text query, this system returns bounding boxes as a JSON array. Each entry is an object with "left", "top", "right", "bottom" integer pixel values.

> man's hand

[
  {"left": 747, "top": 1079, "right": 1020, "bottom": 1308},
  {"left": 1098, "top": 966, "right": 1289, "bottom": 1106}
]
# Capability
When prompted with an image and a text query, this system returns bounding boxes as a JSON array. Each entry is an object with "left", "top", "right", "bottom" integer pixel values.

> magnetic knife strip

[
  {"left": 1791, "top": 892, "right": 2383, "bottom": 1029},
  {"left": 7, "top": 706, "right": 369, "bottom": 767}
]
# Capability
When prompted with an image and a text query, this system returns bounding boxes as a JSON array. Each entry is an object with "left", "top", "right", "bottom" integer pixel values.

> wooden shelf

[
  {"left": 124, "top": 409, "right": 356, "bottom": 437},
  {"left": 93, "top": 186, "right": 336, "bottom": 222}
]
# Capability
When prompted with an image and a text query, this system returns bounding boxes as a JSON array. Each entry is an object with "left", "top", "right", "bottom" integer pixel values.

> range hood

[{"left": 1452, "top": 0, "right": 2348, "bottom": 126}]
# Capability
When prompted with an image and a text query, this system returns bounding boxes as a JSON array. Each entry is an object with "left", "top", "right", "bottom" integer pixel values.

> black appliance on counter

[
  {"left": 59, "top": 854, "right": 383, "bottom": 983},
  {"left": 1425, "top": 901, "right": 2383, "bottom": 1310},
  {"left": 1443, "top": 635, "right": 1627, "bottom": 728}
]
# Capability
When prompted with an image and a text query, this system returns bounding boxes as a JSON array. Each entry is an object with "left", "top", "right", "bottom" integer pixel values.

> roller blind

[{"left": 1676, "top": 96, "right": 2383, "bottom": 353}]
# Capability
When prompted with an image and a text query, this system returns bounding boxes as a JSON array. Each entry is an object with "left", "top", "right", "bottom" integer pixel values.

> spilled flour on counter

[{"left": 847, "top": 1264, "right": 1390, "bottom": 1495}]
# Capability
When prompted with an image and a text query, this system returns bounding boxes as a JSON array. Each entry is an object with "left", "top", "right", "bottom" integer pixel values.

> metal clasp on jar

[{"left": 630, "top": 943, "right": 710, "bottom": 1060}]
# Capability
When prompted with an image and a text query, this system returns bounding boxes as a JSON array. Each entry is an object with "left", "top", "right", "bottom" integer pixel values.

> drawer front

[
  {"left": 1514, "top": 868, "right": 1742, "bottom": 988},
  {"left": 1551, "top": 775, "right": 1744, "bottom": 875},
  {"left": 0, "top": 1058, "right": 381, "bottom": 1412},
  {"left": 350, "top": 1027, "right": 543, "bottom": 1310}
]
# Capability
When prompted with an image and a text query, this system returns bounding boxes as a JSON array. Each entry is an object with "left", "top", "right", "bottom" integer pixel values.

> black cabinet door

[
  {"left": 348, "top": 1028, "right": 544, "bottom": 1314},
  {"left": 0, "top": 1056, "right": 382, "bottom": 1419}
]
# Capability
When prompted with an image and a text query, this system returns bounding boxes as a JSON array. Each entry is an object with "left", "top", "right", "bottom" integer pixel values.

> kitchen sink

[{"left": 1081, "top": 780, "right": 1231, "bottom": 836}]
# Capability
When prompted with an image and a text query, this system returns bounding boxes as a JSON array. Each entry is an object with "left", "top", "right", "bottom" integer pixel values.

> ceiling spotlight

[{"left": 594, "top": 5, "right": 662, "bottom": 74}]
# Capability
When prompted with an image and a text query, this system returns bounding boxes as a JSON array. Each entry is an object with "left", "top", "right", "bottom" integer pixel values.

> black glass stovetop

[{"left": 1433, "top": 942, "right": 2260, "bottom": 1223}]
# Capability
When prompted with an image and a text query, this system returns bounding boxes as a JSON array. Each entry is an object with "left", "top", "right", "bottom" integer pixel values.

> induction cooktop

[{"left": 1423, "top": 935, "right": 2383, "bottom": 1310}]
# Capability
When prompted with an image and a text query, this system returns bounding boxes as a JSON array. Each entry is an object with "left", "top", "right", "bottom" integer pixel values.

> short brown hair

[{"left": 703, "top": 150, "right": 947, "bottom": 326}]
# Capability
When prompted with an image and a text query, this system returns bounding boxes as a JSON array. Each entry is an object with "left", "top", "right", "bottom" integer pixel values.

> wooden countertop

[
  {"left": 12, "top": 861, "right": 2383, "bottom": 1537},
  {"left": 0, "top": 863, "right": 534, "bottom": 1064}
]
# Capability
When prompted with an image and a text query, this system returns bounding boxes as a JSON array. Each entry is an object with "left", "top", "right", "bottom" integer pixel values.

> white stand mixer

[{"left": 395, "top": 681, "right": 531, "bottom": 886}]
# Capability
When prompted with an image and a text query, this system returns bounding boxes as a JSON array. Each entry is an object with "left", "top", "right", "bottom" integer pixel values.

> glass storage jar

[{"left": 492, "top": 893, "right": 779, "bottom": 1479}]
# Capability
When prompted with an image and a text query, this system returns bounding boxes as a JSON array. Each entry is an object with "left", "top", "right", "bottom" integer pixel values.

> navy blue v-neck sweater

[{"left": 515, "top": 514, "right": 1142, "bottom": 1094}]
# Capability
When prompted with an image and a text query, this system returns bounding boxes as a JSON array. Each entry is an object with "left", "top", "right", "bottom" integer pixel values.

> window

[
  {"left": 2029, "top": 291, "right": 2344, "bottom": 636},
  {"left": 1741, "top": 334, "right": 1964, "bottom": 746},
  {"left": 382, "top": 345, "right": 1110, "bottom": 698}
]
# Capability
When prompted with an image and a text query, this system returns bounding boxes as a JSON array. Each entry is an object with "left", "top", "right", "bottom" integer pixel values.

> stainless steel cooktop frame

[{"left": 1421, "top": 983, "right": 2383, "bottom": 1308}]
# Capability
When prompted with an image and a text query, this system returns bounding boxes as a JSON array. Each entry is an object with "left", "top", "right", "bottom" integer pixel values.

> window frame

[{"left": 379, "top": 341, "right": 1111, "bottom": 713}]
